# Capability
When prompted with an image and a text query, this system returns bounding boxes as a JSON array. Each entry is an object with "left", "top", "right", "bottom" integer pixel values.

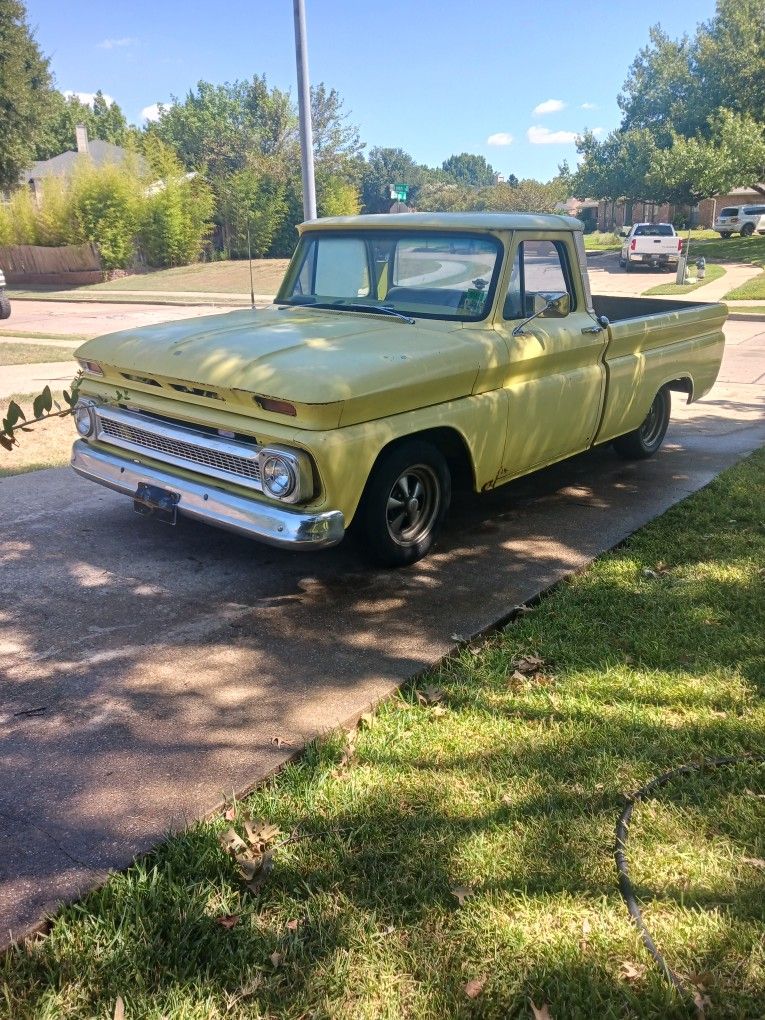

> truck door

[{"left": 493, "top": 234, "right": 608, "bottom": 479}]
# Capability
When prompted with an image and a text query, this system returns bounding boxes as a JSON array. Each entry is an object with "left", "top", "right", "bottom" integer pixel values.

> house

[
  {"left": 21, "top": 125, "right": 146, "bottom": 200},
  {"left": 595, "top": 185, "right": 765, "bottom": 231}
]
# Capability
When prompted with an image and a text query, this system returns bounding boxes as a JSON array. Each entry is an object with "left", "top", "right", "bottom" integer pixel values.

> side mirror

[
  {"left": 512, "top": 291, "right": 570, "bottom": 336},
  {"left": 538, "top": 291, "right": 570, "bottom": 318}
]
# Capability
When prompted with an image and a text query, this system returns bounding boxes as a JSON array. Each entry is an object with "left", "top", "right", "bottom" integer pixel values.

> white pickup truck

[
  {"left": 620, "top": 223, "right": 682, "bottom": 272},
  {"left": 0, "top": 268, "right": 10, "bottom": 319}
]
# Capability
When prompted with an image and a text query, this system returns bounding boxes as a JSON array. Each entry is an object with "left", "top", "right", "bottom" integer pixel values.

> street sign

[{"left": 389, "top": 183, "right": 409, "bottom": 201}]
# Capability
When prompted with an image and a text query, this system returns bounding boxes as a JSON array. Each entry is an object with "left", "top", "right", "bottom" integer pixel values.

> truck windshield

[{"left": 277, "top": 231, "right": 503, "bottom": 321}]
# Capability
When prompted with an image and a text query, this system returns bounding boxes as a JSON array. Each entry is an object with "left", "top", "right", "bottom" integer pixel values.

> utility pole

[{"left": 293, "top": 0, "right": 317, "bottom": 220}]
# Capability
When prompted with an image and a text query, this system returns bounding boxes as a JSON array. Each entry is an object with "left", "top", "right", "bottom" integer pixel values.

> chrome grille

[{"left": 95, "top": 407, "right": 262, "bottom": 490}]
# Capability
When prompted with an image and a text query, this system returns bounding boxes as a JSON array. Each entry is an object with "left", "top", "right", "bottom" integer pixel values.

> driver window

[
  {"left": 503, "top": 240, "right": 574, "bottom": 319},
  {"left": 311, "top": 238, "right": 371, "bottom": 298}
]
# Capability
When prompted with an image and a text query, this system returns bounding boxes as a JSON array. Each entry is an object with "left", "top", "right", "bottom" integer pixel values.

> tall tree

[
  {"left": 35, "top": 90, "right": 129, "bottom": 158},
  {"left": 0, "top": 0, "right": 53, "bottom": 188},
  {"left": 441, "top": 152, "right": 496, "bottom": 187},
  {"left": 360, "top": 147, "right": 426, "bottom": 212}
]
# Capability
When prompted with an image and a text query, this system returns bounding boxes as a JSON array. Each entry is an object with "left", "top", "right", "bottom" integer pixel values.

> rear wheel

[
  {"left": 718, "top": 232, "right": 731, "bottom": 239},
  {"left": 613, "top": 386, "right": 671, "bottom": 460},
  {"left": 624, "top": 259, "right": 633, "bottom": 273},
  {"left": 741, "top": 223, "right": 755, "bottom": 237},
  {"left": 354, "top": 441, "right": 451, "bottom": 567},
  {"left": 0, "top": 292, "right": 10, "bottom": 320}
]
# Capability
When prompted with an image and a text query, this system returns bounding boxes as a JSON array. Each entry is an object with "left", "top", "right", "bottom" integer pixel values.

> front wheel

[
  {"left": 613, "top": 386, "right": 671, "bottom": 460},
  {"left": 741, "top": 223, "right": 755, "bottom": 237},
  {"left": 354, "top": 441, "right": 451, "bottom": 567},
  {"left": 718, "top": 232, "right": 731, "bottom": 239},
  {"left": 0, "top": 292, "right": 10, "bottom": 320}
]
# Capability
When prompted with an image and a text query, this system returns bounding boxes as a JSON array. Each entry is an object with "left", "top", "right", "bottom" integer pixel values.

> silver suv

[
  {"left": 0, "top": 269, "right": 10, "bottom": 319},
  {"left": 713, "top": 205, "right": 765, "bottom": 238}
]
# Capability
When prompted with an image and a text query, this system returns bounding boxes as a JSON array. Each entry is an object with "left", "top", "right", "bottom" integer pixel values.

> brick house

[{"left": 595, "top": 185, "right": 765, "bottom": 231}]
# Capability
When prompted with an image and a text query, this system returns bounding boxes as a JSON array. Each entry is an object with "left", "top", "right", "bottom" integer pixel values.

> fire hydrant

[{"left": 696, "top": 257, "right": 706, "bottom": 280}]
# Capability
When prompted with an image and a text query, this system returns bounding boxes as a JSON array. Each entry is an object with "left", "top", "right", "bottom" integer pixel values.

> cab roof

[{"left": 299, "top": 212, "right": 583, "bottom": 233}]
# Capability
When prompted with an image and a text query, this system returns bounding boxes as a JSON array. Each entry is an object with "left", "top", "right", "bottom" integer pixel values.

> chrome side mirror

[{"left": 512, "top": 291, "right": 570, "bottom": 336}]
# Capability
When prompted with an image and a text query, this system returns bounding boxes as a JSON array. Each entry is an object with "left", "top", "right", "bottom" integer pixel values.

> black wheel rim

[
  {"left": 385, "top": 464, "right": 440, "bottom": 547},
  {"left": 640, "top": 393, "right": 665, "bottom": 448}
]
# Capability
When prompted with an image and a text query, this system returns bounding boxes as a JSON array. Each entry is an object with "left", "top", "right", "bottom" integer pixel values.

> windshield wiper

[{"left": 290, "top": 301, "right": 415, "bottom": 325}]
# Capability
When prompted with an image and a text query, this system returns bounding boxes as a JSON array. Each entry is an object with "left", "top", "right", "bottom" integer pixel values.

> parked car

[
  {"left": 0, "top": 269, "right": 10, "bottom": 319},
  {"left": 70, "top": 212, "right": 727, "bottom": 566},
  {"left": 713, "top": 205, "right": 765, "bottom": 238},
  {"left": 619, "top": 223, "right": 682, "bottom": 271}
]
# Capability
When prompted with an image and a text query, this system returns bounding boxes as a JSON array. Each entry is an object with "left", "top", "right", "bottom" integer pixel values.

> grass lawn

[
  {"left": 724, "top": 271, "right": 765, "bottom": 301},
  {"left": 0, "top": 329, "right": 94, "bottom": 342},
  {"left": 583, "top": 233, "right": 622, "bottom": 252},
  {"left": 0, "top": 343, "right": 74, "bottom": 366},
  {"left": 689, "top": 234, "right": 765, "bottom": 266},
  {"left": 0, "top": 391, "right": 73, "bottom": 476},
  {"left": 726, "top": 305, "right": 765, "bottom": 317},
  {"left": 643, "top": 263, "right": 726, "bottom": 297},
  {"left": 2, "top": 449, "right": 764, "bottom": 1017},
  {"left": 84, "top": 259, "right": 288, "bottom": 295}
]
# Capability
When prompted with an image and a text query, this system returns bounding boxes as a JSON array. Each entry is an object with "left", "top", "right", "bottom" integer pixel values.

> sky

[{"left": 25, "top": 0, "right": 719, "bottom": 182}]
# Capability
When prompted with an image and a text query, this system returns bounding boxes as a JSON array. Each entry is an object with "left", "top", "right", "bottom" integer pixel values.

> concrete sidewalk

[{"left": 1, "top": 321, "right": 763, "bottom": 948}]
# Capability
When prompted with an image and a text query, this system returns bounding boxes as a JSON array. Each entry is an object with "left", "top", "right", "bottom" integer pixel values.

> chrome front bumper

[{"left": 71, "top": 440, "right": 345, "bottom": 550}]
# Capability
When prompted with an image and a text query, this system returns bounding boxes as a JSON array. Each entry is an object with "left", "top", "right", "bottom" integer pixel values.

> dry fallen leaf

[
  {"left": 269, "top": 950, "right": 284, "bottom": 968},
  {"left": 464, "top": 975, "right": 486, "bottom": 999},
  {"left": 450, "top": 632, "right": 466, "bottom": 642},
  {"left": 417, "top": 685, "right": 446, "bottom": 705},
  {"left": 512, "top": 654, "right": 545, "bottom": 674},
  {"left": 359, "top": 711, "right": 375, "bottom": 729},
  {"left": 619, "top": 960, "right": 646, "bottom": 982},
  {"left": 693, "top": 989, "right": 712, "bottom": 1016},
  {"left": 450, "top": 885, "right": 475, "bottom": 906},
  {"left": 243, "top": 850, "right": 275, "bottom": 893},
  {"left": 530, "top": 1001, "right": 552, "bottom": 1019},
  {"left": 219, "top": 827, "right": 248, "bottom": 854},
  {"left": 215, "top": 914, "right": 240, "bottom": 929},
  {"left": 286, "top": 918, "right": 300, "bottom": 932},
  {"left": 270, "top": 735, "right": 292, "bottom": 748},
  {"left": 430, "top": 704, "right": 448, "bottom": 718},
  {"left": 511, "top": 604, "right": 534, "bottom": 615},
  {"left": 223, "top": 805, "right": 237, "bottom": 822},
  {"left": 243, "top": 819, "right": 281, "bottom": 845},
  {"left": 742, "top": 857, "right": 765, "bottom": 869},
  {"left": 113, "top": 997, "right": 125, "bottom": 1020}
]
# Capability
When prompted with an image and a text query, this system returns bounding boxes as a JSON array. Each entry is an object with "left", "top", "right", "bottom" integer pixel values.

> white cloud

[
  {"left": 591, "top": 127, "right": 605, "bottom": 137},
  {"left": 141, "top": 103, "right": 164, "bottom": 123},
  {"left": 487, "top": 132, "right": 514, "bottom": 146},
  {"left": 580, "top": 102, "right": 597, "bottom": 110},
  {"left": 97, "top": 37, "right": 137, "bottom": 49},
  {"left": 63, "top": 90, "right": 115, "bottom": 107},
  {"left": 532, "top": 98, "right": 566, "bottom": 116},
  {"left": 527, "top": 125, "right": 579, "bottom": 145}
]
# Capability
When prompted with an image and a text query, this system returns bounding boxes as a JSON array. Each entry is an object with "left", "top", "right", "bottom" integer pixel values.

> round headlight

[
  {"left": 262, "top": 455, "right": 296, "bottom": 499},
  {"left": 74, "top": 399, "right": 97, "bottom": 437}
]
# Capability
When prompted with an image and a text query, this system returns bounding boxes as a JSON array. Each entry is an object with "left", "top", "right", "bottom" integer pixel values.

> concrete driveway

[{"left": 1, "top": 321, "right": 764, "bottom": 948}]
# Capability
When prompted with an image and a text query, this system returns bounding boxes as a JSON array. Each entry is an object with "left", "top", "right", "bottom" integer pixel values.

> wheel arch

[
  {"left": 665, "top": 375, "right": 694, "bottom": 404},
  {"left": 367, "top": 426, "right": 476, "bottom": 491}
]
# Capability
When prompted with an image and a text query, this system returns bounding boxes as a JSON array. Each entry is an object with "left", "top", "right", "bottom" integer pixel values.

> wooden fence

[{"left": 0, "top": 242, "right": 104, "bottom": 285}]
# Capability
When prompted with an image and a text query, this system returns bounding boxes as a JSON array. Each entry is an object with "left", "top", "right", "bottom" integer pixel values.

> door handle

[{"left": 581, "top": 325, "right": 603, "bottom": 334}]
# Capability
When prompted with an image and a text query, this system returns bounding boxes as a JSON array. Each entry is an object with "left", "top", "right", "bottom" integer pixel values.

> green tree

[
  {"left": 218, "top": 160, "right": 287, "bottom": 259},
  {"left": 0, "top": 0, "right": 53, "bottom": 188},
  {"left": 35, "top": 89, "right": 130, "bottom": 159},
  {"left": 67, "top": 160, "right": 142, "bottom": 269},
  {"left": 361, "top": 147, "right": 425, "bottom": 212},
  {"left": 572, "top": 128, "right": 662, "bottom": 217},
  {"left": 441, "top": 152, "right": 496, "bottom": 187}
]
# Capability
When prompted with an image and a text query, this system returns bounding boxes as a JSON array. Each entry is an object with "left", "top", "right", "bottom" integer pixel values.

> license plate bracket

[{"left": 133, "top": 482, "right": 180, "bottom": 525}]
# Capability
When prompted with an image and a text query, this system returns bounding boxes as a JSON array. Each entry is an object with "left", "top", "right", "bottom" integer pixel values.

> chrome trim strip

[
  {"left": 94, "top": 405, "right": 264, "bottom": 492},
  {"left": 71, "top": 441, "right": 345, "bottom": 550}
]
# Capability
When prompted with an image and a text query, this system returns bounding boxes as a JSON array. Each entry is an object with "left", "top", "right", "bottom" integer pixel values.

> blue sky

[{"left": 26, "top": 0, "right": 718, "bottom": 181}]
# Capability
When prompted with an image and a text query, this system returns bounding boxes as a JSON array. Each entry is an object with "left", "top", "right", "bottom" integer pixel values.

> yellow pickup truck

[{"left": 71, "top": 213, "right": 726, "bottom": 566}]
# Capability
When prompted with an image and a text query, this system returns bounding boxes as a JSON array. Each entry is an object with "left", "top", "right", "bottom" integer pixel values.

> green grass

[
  {"left": 723, "top": 270, "right": 765, "bottom": 301},
  {"left": 583, "top": 232, "right": 621, "bottom": 251},
  {"left": 689, "top": 233, "right": 765, "bottom": 266},
  {"left": 725, "top": 305, "right": 765, "bottom": 317},
  {"left": 0, "top": 343, "right": 74, "bottom": 365},
  {"left": 643, "top": 263, "right": 726, "bottom": 297},
  {"left": 0, "top": 329, "right": 93, "bottom": 341},
  {"left": 2, "top": 451, "right": 765, "bottom": 1018}
]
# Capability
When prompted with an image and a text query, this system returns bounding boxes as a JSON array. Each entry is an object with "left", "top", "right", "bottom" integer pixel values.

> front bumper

[{"left": 71, "top": 440, "right": 345, "bottom": 550}]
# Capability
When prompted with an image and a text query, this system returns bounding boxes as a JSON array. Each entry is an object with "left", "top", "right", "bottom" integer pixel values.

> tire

[
  {"left": 0, "top": 292, "right": 10, "bottom": 320},
  {"left": 624, "top": 260, "right": 633, "bottom": 273},
  {"left": 354, "top": 440, "right": 451, "bottom": 567},
  {"left": 613, "top": 386, "right": 671, "bottom": 460},
  {"left": 741, "top": 223, "right": 755, "bottom": 237},
  {"left": 619, "top": 258, "right": 626, "bottom": 269},
  {"left": 718, "top": 232, "right": 731, "bottom": 239}
]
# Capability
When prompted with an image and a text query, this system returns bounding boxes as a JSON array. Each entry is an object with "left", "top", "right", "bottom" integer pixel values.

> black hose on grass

[{"left": 614, "top": 754, "right": 765, "bottom": 994}]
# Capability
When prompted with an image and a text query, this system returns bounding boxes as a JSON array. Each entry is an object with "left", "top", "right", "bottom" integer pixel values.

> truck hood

[{"left": 77, "top": 305, "right": 482, "bottom": 428}]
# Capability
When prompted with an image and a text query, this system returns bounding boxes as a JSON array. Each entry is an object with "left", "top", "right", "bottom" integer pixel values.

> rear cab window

[{"left": 633, "top": 224, "right": 674, "bottom": 236}]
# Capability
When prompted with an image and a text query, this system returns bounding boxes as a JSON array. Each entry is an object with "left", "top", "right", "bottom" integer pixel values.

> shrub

[{"left": 67, "top": 160, "right": 141, "bottom": 270}]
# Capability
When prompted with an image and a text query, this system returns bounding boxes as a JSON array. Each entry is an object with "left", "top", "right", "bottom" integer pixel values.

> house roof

[{"left": 24, "top": 141, "right": 146, "bottom": 182}]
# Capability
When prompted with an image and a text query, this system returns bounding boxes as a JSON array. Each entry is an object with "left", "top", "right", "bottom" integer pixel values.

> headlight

[
  {"left": 261, "top": 454, "right": 297, "bottom": 499},
  {"left": 76, "top": 358, "right": 104, "bottom": 377},
  {"left": 257, "top": 446, "right": 315, "bottom": 504},
  {"left": 73, "top": 398, "right": 97, "bottom": 437}
]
